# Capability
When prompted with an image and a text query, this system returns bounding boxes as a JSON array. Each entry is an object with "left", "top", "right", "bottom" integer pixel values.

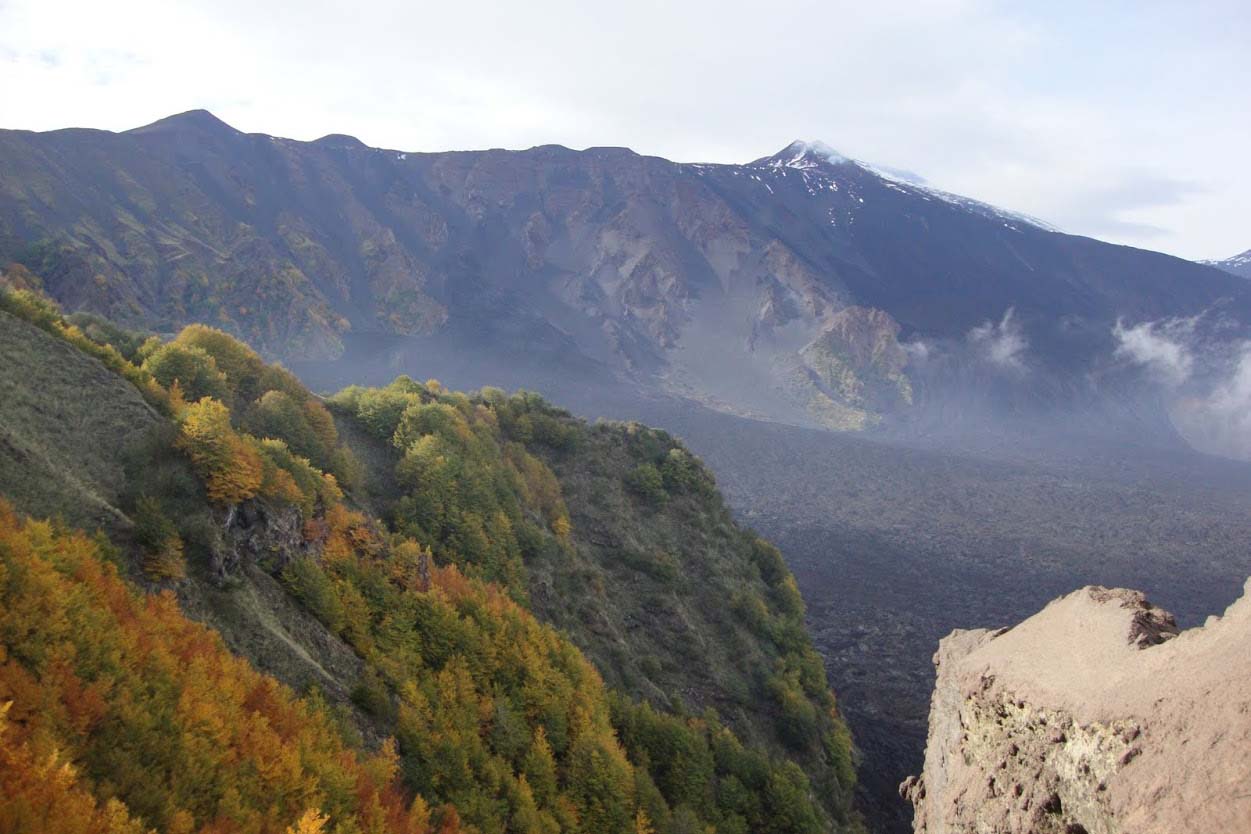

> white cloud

[
  {"left": 1112, "top": 316, "right": 1197, "bottom": 386},
  {"left": 969, "top": 307, "right": 1027, "bottom": 370},
  {"left": 1171, "top": 344, "right": 1251, "bottom": 461},
  {"left": 1111, "top": 312, "right": 1251, "bottom": 462},
  {"left": 902, "top": 339, "right": 932, "bottom": 363},
  {"left": 0, "top": 0, "right": 1248, "bottom": 258}
]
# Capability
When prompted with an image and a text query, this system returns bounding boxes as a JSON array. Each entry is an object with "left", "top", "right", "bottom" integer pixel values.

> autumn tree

[
  {"left": 0, "top": 502, "right": 436, "bottom": 834},
  {"left": 175, "top": 398, "right": 262, "bottom": 504}
]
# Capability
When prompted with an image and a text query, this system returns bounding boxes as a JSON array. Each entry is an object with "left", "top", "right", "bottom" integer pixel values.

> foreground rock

[{"left": 901, "top": 579, "right": 1251, "bottom": 834}]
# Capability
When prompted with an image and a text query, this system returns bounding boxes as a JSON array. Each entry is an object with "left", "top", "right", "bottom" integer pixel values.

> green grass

[{"left": 0, "top": 309, "right": 160, "bottom": 529}]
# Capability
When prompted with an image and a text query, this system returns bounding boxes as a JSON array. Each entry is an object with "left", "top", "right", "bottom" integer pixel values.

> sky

[{"left": 1, "top": 0, "right": 1247, "bottom": 260}]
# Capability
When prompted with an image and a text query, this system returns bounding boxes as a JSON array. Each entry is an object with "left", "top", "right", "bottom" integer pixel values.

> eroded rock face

[
  {"left": 903, "top": 581, "right": 1251, "bottom": 834},
  {"left": 216, "top": 499, "right": 309, "bottom": 581}
]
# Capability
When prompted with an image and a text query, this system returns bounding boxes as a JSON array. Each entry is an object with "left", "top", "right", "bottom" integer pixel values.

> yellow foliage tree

[
  {"left": 175, "top": 398, "right": 262, "bottom": 505},
  {"left": 551, "top": 515, "right": 572, "bottom": 540},
  {"left": 286, "top": 809, "right": 329, "bottom": 834}
]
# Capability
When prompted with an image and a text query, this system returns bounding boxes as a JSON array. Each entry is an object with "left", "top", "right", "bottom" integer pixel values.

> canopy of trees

[
  {"left": 330, "top": 380, "right": 570, "bottom": 598},
  {"left": 0, "top": 285, "right": 859, "bottom": 833},
  {"left": 0, "top": 502, "right": 452, "bottom": 834}
]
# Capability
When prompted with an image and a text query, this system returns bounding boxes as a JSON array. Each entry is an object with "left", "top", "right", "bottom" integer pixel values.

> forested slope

[{"left": 0, "top": 282, "right": 860, "bottom": 834}]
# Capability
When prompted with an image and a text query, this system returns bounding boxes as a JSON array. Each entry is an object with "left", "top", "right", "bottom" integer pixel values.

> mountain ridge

[
  {"left": 1200, "top": 247, "right": 1251, "bottom": 279},
  {"left": 4, "top": 111, "right": 1248, "bottom": 438}
]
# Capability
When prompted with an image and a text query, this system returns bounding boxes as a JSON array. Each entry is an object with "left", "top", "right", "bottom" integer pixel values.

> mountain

[
  {"left": 1200, "top": 248, "right": 1251, "bottom": 279},
  {"left": 7, "top": 112, "right": 1251, "bottom": 831},
  {"left": 902, "top": 580, "right": 1251, "bottom": 834},
  {"left": 3, "top": 113, "right": 1250, "bottom": 436},
  {"left": 0, "top": 287, "right": 860, "bottom": 834}
]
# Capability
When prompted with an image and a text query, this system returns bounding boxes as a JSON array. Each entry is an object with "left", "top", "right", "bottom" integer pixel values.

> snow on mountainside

[
  {"left": 749, "top": 140, "right": 1059, "bottom": 232},
  {"left": 1201, "top": 248, "right": 1251, "bottom": 279}
]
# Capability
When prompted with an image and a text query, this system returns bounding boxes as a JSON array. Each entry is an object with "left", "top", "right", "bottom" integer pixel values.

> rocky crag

[{"left": 902, "top": 579, "right": 1251, "bottom": 834}]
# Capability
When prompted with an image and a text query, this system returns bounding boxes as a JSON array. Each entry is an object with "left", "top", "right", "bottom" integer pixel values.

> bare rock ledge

[{"left": 901, "top": 579, "right": 1251, "bottom": 834}]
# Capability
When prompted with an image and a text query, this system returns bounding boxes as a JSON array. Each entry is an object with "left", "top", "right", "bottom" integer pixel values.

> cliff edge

[{"left": 901, "top": 579, "right": 1251, "bottom": 834}]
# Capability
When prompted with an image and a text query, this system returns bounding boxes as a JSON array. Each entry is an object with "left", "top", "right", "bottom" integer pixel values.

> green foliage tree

[
  {"left": 141, "top": 342, "right": 230, "bottom": 403},
  {"left": 173, "top": 323, "right": 267, "bottom": 403},
  {"left": 332, "top": 380, "right": 572, "bottom": 598}
]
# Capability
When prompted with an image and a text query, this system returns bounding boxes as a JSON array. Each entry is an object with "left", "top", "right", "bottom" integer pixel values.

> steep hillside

[
  {"left": 328, "top": 380, "right": 855, "bottom": 808},
  {"left": 562, "top": 391, "right": 1251, "bottom": 832},
  {"left": 3, "top": 114, "right": 1249, "bottom": 434},
  {"left": 0, "top": 308, "right": 160, "bottom": 528},
  {"left": 0, "top": 287, "right": 860, "bottom": 834},
  {"left": 0, "top": 504, "right": 440, "bottom": 834}
]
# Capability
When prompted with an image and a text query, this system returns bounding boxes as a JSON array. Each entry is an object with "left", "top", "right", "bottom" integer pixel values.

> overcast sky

[{"left": 1, "top": 0, "right": 1246, "bottom": 260}]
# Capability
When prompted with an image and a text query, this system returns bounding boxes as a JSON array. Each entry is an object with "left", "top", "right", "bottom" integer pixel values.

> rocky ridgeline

[{"left": 901, "top": 579, "right": 1251, "bottom": 834}]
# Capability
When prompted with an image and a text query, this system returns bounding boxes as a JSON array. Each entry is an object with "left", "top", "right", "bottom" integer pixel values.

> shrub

[
  {"left": 660, "top": 448, "right": 709, "bottom": 495},
  {"left": 66, "top": 311, "right": 150, "bottom": 361},
  {"left": 0, "top": 286, "right": 61, "bottom": 330},
  {"left": 131, "top": 496, "right": 186, "bottom": 580},
  {"left": 626, "top": 464, "right": 668, "bottom": 505}
]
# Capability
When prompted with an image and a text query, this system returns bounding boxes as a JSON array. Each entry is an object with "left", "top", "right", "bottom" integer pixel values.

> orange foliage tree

[{"left": 0, "top": 501, "right": 452, "bottom": 834}]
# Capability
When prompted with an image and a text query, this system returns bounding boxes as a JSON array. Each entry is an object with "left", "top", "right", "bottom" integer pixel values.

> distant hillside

[
  {"left": 3, "top": 113, "right": 1249, "bottom": 435},
  {"left": 1201, "top": 248, "right": 1251, "bottom": 279},
  {"left": 0, "top": 285, "right": 860, "bottom": 834}
]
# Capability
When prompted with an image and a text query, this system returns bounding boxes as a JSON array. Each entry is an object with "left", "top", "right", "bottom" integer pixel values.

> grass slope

[{"left": 0, "top": 309, "right": 159, "bottom": 528}]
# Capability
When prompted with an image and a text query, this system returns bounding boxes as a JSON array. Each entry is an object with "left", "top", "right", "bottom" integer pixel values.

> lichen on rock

[{"left": 903, "top": 580, "right": 1251, "bottom": 834}]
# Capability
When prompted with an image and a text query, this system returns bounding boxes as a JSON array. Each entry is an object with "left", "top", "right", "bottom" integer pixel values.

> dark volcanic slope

[{"left": 3, "top": 114, "right": 1250, "bottom": 432}]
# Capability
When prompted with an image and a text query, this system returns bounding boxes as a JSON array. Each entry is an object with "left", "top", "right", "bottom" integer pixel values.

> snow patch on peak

[
  {"left": 859, "top": 161, "right": 1058, "bottom": 232},
  {"left": 762, "top": 140, "right": 851, "bottom": 170},
  {"left": 791, "top": 140, "right": 849, "bottom": 165},
  {"left": 1200, "top": 249, "right": 1251, "bottom": 269},
  {"left": 856, "top": 161, "right": 928, "bottom": 186},
  {"left": 743, "top": 141, "right": 1058, "bottom": 233}
]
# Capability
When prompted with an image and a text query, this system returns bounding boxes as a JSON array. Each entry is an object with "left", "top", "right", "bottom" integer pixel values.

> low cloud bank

[
  {"left": 1112, "top": 312, "right": 1251, "bottom": 461},
  {"left": 969, "top": 307, "right": 1028, "bottom": 371},
  {"left": 1172, "top": 345, "right": 1251, "bottom": 460},
  {"left": 1112, "top": 316, "right": 1196, "bottom": 386}
]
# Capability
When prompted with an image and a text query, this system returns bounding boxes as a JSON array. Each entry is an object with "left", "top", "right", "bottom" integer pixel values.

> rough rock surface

[
  {"left": 217, "top": 499, "right": 309, "bottom": 581},
  {"left": 902, "top": 579, "right": 1251, "bottom": 834}
]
